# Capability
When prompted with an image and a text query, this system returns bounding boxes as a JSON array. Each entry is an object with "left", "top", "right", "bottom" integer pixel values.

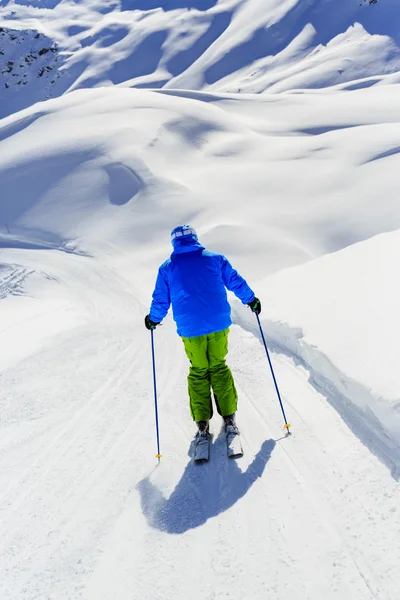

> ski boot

[
  {"left": 223, "top": 414, "right": 239, "bottom": 435},
  {"left": 196, "top": 420, "right": 210, "bottom": 437},
  {"left": 194, "top": 420, "right": 210, "bottom": 463},
  {"left": 224, "top": 414, "right": 243, "bottom": 458}
]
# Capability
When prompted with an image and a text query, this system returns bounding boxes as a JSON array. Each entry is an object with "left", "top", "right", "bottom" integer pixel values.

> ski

[
  {"left": 226, "top": 427, "right": 243, "bottom": 458},
  {"left": 193, "top": 432, "right": 211, "bottom": 463}
]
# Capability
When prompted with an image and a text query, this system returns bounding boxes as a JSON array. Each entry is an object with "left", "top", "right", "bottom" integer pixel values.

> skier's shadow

[{"left": 137, "top": 438, "right": 276, "bottom": 534}]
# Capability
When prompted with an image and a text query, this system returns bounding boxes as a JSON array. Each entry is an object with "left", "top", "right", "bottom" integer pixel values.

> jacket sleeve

[
  {"left": 149, "top": 264, "right": 171, "bottom": 323},
  {"left": 220, "top": 255, "right": 255, "bottom": 304}
]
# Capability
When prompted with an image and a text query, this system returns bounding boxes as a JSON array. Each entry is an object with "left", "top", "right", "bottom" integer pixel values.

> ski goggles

[{"left": 171, "top": 226, "right": 197, "bottom": 241}]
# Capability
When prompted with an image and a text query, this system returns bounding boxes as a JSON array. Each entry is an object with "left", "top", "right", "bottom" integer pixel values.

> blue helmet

[{"left": 170, "top": 224, "right": 198, "bottom": 246}]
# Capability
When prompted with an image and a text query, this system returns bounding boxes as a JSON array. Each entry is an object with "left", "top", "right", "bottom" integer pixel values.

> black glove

[
  {"left": 145, "top": 315, "right": 160, "bottom": 330},
  {"left": 247, "top": 297, "right": 261, "bottom": 315}
]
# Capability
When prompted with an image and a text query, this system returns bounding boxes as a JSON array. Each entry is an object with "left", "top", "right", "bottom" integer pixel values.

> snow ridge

[{"left": 264, "top": 318, "right": 400, "bottom": 479}]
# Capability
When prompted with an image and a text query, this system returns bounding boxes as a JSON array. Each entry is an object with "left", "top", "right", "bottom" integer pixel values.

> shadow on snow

[
  {"left": 137, "top": 438, "right": 275, "bottom": 534},
  {"left": 205, "top": 0, "right": 400, "bottom": 85}
]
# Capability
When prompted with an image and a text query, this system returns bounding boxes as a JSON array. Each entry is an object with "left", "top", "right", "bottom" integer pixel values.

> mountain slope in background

[
  {"left": 0, "top": 27, "right": 63, "bottom": 117},
  {"left": 1, "top": 0, "right": 400, "bottom": 118}
]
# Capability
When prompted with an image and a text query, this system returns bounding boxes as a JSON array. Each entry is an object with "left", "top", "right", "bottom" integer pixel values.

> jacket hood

[{"left": 171, "top": 237, "right": 204, "bottom": 255}]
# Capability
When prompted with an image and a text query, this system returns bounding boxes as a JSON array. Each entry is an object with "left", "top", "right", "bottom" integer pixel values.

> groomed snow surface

[{"left": 1, "top": 0, "right": 400, "bottom": 599}]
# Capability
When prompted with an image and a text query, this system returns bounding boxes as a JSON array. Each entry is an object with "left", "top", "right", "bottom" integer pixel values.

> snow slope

[
  {"left": 1, "top": 82, "right": 400, "bottom": 598},
  {"left": 1, "top": 0, "right": 400, "bottom": 598}
]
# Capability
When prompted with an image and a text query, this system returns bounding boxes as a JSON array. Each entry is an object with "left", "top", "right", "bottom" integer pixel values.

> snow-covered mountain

[
  {"left": 1, "top": 1, "right": 400, "bottom": 599},
  {"left": 1, "top": 0, "right": 400, "bottom": 118},
  {"left": 0, "top": 26, "right": 63, "bottom": 118}
]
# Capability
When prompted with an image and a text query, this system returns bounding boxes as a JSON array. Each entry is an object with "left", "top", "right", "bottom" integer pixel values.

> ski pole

[
  {"left": 150, "top": 328, "right": 162, "bottom": 460},
  {"left": 255, "top": 312, "right": 291, "bottom": 435}
]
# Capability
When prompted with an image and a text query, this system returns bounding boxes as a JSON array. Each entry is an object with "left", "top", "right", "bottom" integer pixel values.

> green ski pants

[{"left": 181, "top": 328, "right": 238, "bottom": 422}]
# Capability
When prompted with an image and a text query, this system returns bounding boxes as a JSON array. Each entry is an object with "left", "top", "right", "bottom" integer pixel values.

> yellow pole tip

[
  {"left": 156, "top": 454, "right": 162, "bottom": 459},
  {"left": 284, "top": 424, "right": 291, "bottom": 429}
]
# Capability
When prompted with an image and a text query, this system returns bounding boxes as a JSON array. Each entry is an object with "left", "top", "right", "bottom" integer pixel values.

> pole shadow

[{"left": 137, "top": 438, "right": 275, "bottom": 534}]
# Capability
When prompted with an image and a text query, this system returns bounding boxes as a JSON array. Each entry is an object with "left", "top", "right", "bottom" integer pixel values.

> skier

[{"left": 145, "top": 225, "right": 261, "bottom": 454}]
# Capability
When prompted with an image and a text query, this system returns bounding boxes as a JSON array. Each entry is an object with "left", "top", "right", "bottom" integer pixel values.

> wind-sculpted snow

[
  {"left": 0, "top": 230, "right": 90, "bottom": 254},
  {"left": 0, "top": 0, "right": 399, "bottom": 118}
]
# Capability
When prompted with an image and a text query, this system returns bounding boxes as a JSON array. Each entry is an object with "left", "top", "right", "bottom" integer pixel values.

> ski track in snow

[
  {"left": 0, "top": 250, "right": 150, "bottom": 599},
  {"left": 80, "top": 321, "right": 400, "bottom": 600},
  {"left": 1, "top": 250, "right": 398, "bottom": 600},
  {"left": 0, "top": 265, "right": 33, "bottom": 299}
]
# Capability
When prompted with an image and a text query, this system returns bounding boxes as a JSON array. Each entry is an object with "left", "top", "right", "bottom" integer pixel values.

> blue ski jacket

[{"left": 149, "top": 237, "right": 255, "bottom": 338}]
